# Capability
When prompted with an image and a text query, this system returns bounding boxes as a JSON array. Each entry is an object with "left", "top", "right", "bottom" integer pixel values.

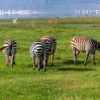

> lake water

[
  {"left": 0, "top": 0, "right": 100, "bottom": 18},
  {"left": 0, "top": 21, "right": 96, "bottom": 27}
]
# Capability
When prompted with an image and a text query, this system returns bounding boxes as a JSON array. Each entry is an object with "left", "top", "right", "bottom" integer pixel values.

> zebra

[
  {"left": 40, "top": 36, "right": 57, "bottom": 66},
  {"left": 71, "top": 35, "right": 100, "bottom": 65},
  {"left": 0, "top": 39, "right": 17, "bottom": 67},
  {"left": 30, "top": 40, "right": 48, "bottom": 71}
]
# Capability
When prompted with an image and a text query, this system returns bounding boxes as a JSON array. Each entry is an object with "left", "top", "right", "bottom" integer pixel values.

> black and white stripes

[
  {"left": 0, "top": 35, "right": 99, "bottom": 70},
  {"left": 30, "top": 40, "right": 48, "bottom": 71},
  {"left": 30, "top": 36, "right": 57, "bottom": 71},
  {"left": 1, "top": 39, "right": 17, "bottom": 67},
  {"left": 40, "top": 36, "right": 57, "bottom": 65},
  {"left": 71, "top": 35, "right": 100, "bottom": 65}
]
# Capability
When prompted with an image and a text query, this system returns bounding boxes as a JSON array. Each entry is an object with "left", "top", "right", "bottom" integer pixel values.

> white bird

[{"left": 13, "top": 18, "right": 17, "bottom": 24}]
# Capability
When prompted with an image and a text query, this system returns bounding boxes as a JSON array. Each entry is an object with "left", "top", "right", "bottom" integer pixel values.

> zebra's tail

[{"left": 0, "top": 46, "right": 6, "bottom": 51}]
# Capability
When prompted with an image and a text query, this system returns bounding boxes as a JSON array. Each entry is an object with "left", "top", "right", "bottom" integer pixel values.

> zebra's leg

[
  {"left": 11, "top": 55, "right": 15, "bottom": 68},
  {"left": 32, "top": 55, "right": 36, "bottom": 70},
  {"left": 84, "top": 51, "right": 90, "bottom": 65},
  {"left": 13, "top": 56, "right": 16, "bottom": 65},
  {"left": 11, "top": 48, "right": 16, "bottom": 68},
  {"left": 46, "top": 54, "right": 49, "bottom": 66},
  {"left": 8, "top": 56, "right": 11, "bottom": 63},
  {"left": 91, "top": 52, "right": 96, "bottom": 65},
  {"left": 73, "top": 48, "right": 80, "bottom": 64},
  {"left": 40, "top": 55, "right": 44, "bottom": 70},
  {"left": 73, "top": 48, "right": 77, "bottom": 64},
  {"left": 5, "top": 54, "right": 9, "bottom": 66},
  {"left": 37, "top": 56, "right": 41, "bottom": 71},
  {"left": 51, "top": 52, "right": 54, "bottom": 66},
  {"left": 43, "top": 54, "right": 47, "bottom": 71}
]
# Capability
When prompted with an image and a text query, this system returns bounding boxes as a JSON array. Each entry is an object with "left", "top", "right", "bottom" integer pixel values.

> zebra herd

[
  {"left": 30, "top": 36, "right": 56, "bottom": 71},
  {"left": 0, "top": 35, "right": 100, "bottom": 71}
]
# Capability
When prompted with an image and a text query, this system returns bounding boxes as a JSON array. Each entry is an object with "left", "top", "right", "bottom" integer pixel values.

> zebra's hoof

[
  {"left": 13, "top": 62, "right": 16, "bottom": 65},
  {"left": 84, "top": 63, "right": 87, "bottom": 66},
  {"left": 51, "top": 64, "right": 54, "bottom": 66},
  {"left": 38, "top": 68, "right": 41, "bottom": 71},
  {"left": 6, "top": 64, "right": 9, "bottom": 67},
  {"left": 43, "top": 69, "right": 46, "bottom": 71},
  {"left": 74, "top": 62, "right": 78, "bottom": 65},
  {"left": 33, "top": 67, "right": 35, "bottom": 70}
]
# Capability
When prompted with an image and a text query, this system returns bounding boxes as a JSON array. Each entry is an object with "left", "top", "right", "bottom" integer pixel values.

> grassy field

[
  {"left": 2, "top": 17, "right": 100, "bottom": 24},
  {"left": 0, "top": 18, "right": 100, "bottom": 100}
]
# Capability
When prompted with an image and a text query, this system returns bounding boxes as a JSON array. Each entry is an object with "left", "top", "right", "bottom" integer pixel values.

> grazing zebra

[
  {"left": 71, "top": 35, "right": 100, "bottom": 65},
  {"left": 0, "top": 39, "right": 17, "bottom": 67},
  {"left": 40, "top": 36, "right": 57, "bottom": 66},
  {"left": 30, "top": 40, "right": 48, "bottom": 71}
]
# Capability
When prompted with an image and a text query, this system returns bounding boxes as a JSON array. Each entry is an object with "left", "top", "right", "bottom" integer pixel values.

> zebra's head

[{"left": 95, "top": 41, "right": 100, "bottom": 50}]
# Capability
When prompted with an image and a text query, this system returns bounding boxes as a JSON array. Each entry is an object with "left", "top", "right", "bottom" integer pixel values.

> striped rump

[
  {"left": 30, "top": 40, "right": 48, "bottom": 71},
  {"left": 0, "top": 39, "right": 17, "bottom": 67},
  {"left": 40, "top": 36, "right": 57, "bottom": 65}
]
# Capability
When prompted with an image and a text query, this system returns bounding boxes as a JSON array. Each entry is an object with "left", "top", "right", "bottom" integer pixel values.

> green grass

[{"left": 0, "top": 19, "right": 100, "bottom": 100}]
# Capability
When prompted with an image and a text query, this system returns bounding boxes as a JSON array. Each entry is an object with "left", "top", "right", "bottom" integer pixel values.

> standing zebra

[
  {"left": 0, "top": 39, "right": 17, "bottom": 67},
  {"left": 71, "top": 36, "right": 100, "bottom": 65},
  {"left": 40, "top": 36, "right": 57, "bottom": 66},
  {"left": 30, "top": 40, "right": 48, "bottom": 71}
]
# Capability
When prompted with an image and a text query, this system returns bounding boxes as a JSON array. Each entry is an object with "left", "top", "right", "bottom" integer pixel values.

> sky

[{"left": 0, "top": 0, "right": 100, "bottom": 18}]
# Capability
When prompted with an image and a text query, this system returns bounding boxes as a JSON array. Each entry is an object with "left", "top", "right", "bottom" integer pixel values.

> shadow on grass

[
  {"left": 63, "top": 59, "right": 84, "bottom": 65},
  {"left": 27, "top": 64, "right": 33, "bottom": 68},
  {"left": 27, "top": 63, "right": 61, "bottom": 69},
  {"left": 59, "top": 59, "right": 96, "bottom": 71},
  {"left": 47, "top": 63, "right": 61, "bottom": 67},
  {"left": 58, "top": 67, "right": 95, "bottom": 72}
]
